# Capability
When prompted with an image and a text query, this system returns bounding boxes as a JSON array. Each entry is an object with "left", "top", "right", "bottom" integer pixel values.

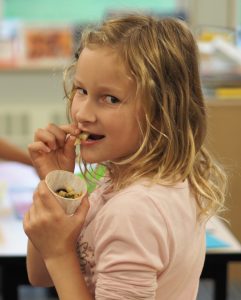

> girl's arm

[
  {"left": 26, "top": 240, "right": 53, "bottom": 287},
  {"left": 0, "top": 138, "right": 32, "bottom": 165},
  {"left": 45, "top": 252, "right": 93, "bottom": 300},
  {"left": 23, "top": 181, "right": 92, "bottom": 300},
  {"left": 27, "top": 240, "right": 92, "bottom": 300}
]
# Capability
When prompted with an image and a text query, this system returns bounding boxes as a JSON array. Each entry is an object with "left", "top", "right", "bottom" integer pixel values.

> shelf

[
  {"left": 206, "top": 98, "right": 241, "bottom": 106},
  {"left": 0, "top": 60, "right": 72, "bottom": 72}
]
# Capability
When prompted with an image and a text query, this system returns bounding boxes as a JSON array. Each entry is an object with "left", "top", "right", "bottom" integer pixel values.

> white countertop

[{"left": 0, "top": 161, "right": 240, "bottom": 257}]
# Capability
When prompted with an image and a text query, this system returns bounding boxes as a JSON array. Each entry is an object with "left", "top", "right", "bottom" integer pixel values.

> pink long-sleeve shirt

[{"left": 77, "top": 178, "right": 207, "bottom": 299}]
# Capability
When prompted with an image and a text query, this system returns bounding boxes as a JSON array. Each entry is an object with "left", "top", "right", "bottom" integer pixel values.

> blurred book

[
  {"left": 22, "top": 24, "right": 73, "bottom": 66},
  {"left": 215, "top": 87, "right": 241, "bottom": 99},
  {"left": 0, "top": 21, "right": 74, "bottom": 69},
  {"left": 0, "top": 20, "right": 22, "bottom": 67},
  {"left": 198, "top": 36, "right": 241, "bottom": 100}
]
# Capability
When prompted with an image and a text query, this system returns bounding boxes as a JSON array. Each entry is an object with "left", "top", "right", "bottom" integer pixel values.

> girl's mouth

[
  {"left": 88, "top": 133, "right": 105, "bottom": 141},
  {"left": 75, "top": 132, "right": 105, "bottom": 145}
]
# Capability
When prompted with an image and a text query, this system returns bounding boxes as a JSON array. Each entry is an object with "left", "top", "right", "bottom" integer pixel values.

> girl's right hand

[{"left": 28, "top": 123, "right": 80, "bottom": 179}]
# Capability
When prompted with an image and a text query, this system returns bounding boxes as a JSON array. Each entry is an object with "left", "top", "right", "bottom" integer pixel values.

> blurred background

[
  {"left": 1, "top": 0, "right": 241, "bottom": 299},
  {"left": 0, "top": 0, "right": 240, "bottom": 147}
]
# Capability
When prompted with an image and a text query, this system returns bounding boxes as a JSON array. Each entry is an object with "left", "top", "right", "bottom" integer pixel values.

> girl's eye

[
  {"left": 76, "top": 88, "right": 87, "bottom": 95},
  {"left": 105, "top": 95, "right": 120, "bottom": 104}
]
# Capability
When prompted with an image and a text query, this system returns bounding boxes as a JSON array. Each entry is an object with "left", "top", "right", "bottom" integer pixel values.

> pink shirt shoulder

[{"left": 78, "top": 179, "right": 207, "bottom": 300}]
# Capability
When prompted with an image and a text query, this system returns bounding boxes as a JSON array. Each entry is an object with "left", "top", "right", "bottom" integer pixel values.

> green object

[
  {"left": 4, "top": 0, "right": 176, "bottom": 23},
  {"left": 76, "top": 165, "right": 106, "bottom": 194}
]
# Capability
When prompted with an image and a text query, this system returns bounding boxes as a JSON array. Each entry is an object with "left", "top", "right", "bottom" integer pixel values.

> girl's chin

[{"left": 81, "top": 157, "right": 103, "bottom": 164}]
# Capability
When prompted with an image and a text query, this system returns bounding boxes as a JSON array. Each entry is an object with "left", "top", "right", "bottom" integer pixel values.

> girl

[{"left": 24, "top": 14, "right": 226, "bottom": 300}]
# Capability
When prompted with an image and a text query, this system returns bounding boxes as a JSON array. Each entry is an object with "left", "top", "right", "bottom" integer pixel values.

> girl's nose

[{"left": 74, "top": 98, "right": 97, "bottom": 124}]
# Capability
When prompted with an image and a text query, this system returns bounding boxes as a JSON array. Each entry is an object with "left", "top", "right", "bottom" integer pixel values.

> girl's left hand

[{"left": 23, "top": 180, "right": 90, "bottom": 261}]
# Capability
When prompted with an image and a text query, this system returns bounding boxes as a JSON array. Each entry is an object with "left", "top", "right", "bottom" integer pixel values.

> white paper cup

[{"left": 45, "top": 170, "right": 87, "bottom": 215}]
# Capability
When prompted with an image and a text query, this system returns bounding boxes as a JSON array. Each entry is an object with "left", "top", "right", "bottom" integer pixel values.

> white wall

[
  {"left": 0, "top": 0, "right": 239, "bottom": 148},
  {"left": 188, "top": 0, "right": 237, "bottom": 29},
  {"left": 0, "top": 69, "right": 68, "bottom": 148}
]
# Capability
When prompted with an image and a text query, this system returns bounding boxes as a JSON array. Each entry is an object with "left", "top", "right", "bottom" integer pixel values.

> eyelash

[
  {"left": 75, "top": 87, "right": 120, "bottom": 105},
  {"left": 76, "top": 87, "right": 87, "bottom": 95},
  {"left": 105, "top": 95, "right": 120, "bottom": 104}
]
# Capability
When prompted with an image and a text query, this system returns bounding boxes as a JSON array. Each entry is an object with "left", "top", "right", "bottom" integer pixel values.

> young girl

[{"left": 23, "top": 14, "right": 226, "bottom": 300}]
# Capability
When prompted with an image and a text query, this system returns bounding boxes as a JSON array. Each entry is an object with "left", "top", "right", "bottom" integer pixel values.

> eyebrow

[
  {"left": 74, "top": 79, "right": 83, "bottom": 86},
  {"left": 74, "top": 79, "right": 123, "bottom": 93}
]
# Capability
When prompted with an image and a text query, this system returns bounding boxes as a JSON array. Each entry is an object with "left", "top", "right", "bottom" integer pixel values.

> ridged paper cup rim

[{"left": 45, "top": 170, "right": 87, "bottom": 215}]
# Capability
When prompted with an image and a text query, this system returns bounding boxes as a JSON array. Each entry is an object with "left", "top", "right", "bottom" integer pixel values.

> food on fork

[{"left": 74, "top": 132, "right": 89, "bottom": 145}]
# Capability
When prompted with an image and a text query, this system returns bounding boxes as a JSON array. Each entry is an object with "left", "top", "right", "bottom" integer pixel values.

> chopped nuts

[{"left": 55, "top": 187, "right": 82, "bottom": 199}]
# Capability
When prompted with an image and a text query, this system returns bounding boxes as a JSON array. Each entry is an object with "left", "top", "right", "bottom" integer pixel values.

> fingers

[
  {"left": 59, "top": 124, "right": 80, "bottom": 136},
  {"left": 23, "top": 193, "right": 38, "bottom": 235},
  {"left": 28, "top": 141, "right": 51, "bottom": 155},
  {"left": 34, "top": 124, "right": 80, "bottom": 151},
  {"left": 74, "top": 195, "right": 90, "bottom": 221},
  {"left": 34, "top": 127, "right": 59, "bottom": 151},
  {"left": 28, "top": 181, "right": 59, "bottom": 213},
  {"left": 24, "top": 181, "right": 63, "bottom": 229},
  {"left": 28, "top": 123, "right": 80, "bottom": 156},
  {"left": 63, "top": 135, "right": 77, "bottom": 158},
  {"left": 23, "top": 208, "right": 30, "bottom": 233},
  {"left": 28, "top": 123, "right": 79, "bottom": 177},
  {"left": 36, "top": 180, "right": 63, "bottom": 212}
]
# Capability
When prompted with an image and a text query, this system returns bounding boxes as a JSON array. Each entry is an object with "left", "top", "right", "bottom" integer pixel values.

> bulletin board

[{"left": 4, "top": 0, "right": 176, "bottom": 23}]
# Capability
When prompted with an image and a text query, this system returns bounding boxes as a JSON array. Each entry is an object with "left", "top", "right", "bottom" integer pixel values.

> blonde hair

[{"left": 64, "top": 14, "right": 227, "bottom": 217}]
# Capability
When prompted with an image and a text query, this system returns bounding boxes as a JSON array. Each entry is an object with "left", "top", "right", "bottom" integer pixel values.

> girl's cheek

[{"left": 70, "top": 99, "right": 78, "bottom": 120}]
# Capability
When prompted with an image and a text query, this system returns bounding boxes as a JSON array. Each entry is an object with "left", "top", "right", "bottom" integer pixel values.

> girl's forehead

[
  {"left": 76, "top": 46, "right": 134, "bottom": 83},
  {"left": 80, "top": 46, "right": 127, "bottom": 69}
]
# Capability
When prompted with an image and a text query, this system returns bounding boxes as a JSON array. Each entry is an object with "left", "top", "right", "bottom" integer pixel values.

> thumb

[
  {"left": 74, "top": 195, "right": 90, "bottom": 222},
  {"left": 64, "top": 135, "right": 77, "bottom": 160}
]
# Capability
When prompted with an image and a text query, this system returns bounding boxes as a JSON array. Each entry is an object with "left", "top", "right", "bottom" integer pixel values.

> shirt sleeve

[{"left": 93, "top": 189, "right": 170, "bottom": 299}]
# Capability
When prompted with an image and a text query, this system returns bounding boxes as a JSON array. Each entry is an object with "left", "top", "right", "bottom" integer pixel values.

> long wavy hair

[{"left": 64, "top": 14, "right": 227, "bottom": 217}]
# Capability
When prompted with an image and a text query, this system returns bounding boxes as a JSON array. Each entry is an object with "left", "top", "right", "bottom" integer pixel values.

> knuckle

[
  {"left": 38, "top": 188, "right": 46, "bottom": 198},
  {"left": 35, "top": 127, "right": 43, "bottom": 136},
  {"left": 46, "top": 123, "right": 55, "bottom": 131},
  {"left": 23, "top": 224, "right": 29, "bottom": 235},
  {"left": 37, "top": 183, "right": 47, "bottom": 198},
  {"left": 34, "top": 128, "right": 45, "bottom": 141},
  {"left": 52, "top": 212, "right": 62, "bottom": 223}
]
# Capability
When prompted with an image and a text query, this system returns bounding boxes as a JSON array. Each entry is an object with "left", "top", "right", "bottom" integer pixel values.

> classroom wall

[
  {"left": 188, "top": 0, "right": 237, "bottom": 29},
  {"left": 0, "top": 68, "right": 66, "bottom": 148},
  {"left": 1, "top": 0, "right": 241, "bottom": 279},
  {"left": 206, "top": 101, "right": 241, "bottom": 279}
]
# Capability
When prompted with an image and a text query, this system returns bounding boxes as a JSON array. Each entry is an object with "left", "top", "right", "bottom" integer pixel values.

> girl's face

[{"left": 71, "top": 46, "right": 142, "bottom": 163}]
